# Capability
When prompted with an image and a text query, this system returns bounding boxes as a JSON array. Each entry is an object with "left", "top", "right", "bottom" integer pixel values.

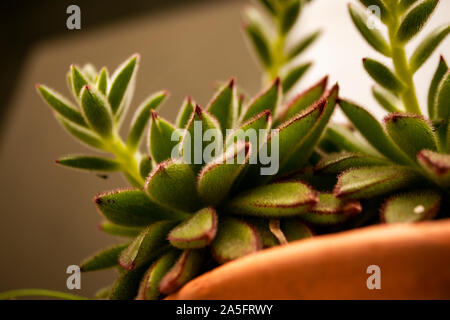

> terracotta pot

[{"left": 167, "top": 219, "right": 450, "bottom": 299}]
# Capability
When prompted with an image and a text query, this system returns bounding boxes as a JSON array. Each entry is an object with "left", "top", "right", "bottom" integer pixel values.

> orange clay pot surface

[{"left": 167, "top": 219, "right": 450, "bottom": 300}]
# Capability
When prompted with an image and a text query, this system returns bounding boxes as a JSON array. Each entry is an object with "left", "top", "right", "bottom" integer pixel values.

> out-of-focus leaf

[
  {"left": 281, "top": 62, "right": 312, "bottom": 93},
  {"left": 55, "top": 115, "right": 104, "bottom": 150},
  {"left": 96, "top": 67, "right": 108, "bottom": 95},
  {"left": 211, "top": 217, "right": 262, "bottom": 264},
  {"left": 398, "top": 0, "right": 419, "bottom": 12},
  {"left": 324, "top": 123, "right": 380, "bottom": 156},
  {"left": 168, "top": 208, "right": 217, "bottom": 249},
  {"left": 301, "top": 193, "right": 362, "bottom": 225},
  {"left": 127, "top": 90, "right": 169, "bottom": 150},
  {"left": 428, "top": 56, "right": 448, "bottom": 119},
  {"left": 176, "top": 97, "right": 196, "bottom": 129},
  {"left": 372, "top": 85, "right": 402, "bottom": 113},
  {"left": 241, "top": 78, "right": 281, "bottom": 122},
  {"left": 149, "top": 111, "right": 181, "bottom": 163},
  {"left": 435, "top": 71, "right": 450, "bottom": 120},
  {"left": 207, "top": 78, "right": 237, "bottom": 135},
  {"left": 108, "top": 263, "right": 148, "bottom": 300},
  {"left": 280, "top": 219, "right": 313, "bottom": 242},
  {"left": 339, "top": 99, "right": 411, "bottom": 164},
  {"left": 348, "top": 3, "right": 391, "bottom": 56},
  {"left": 71, "top": 65, "right": 90, "bottom": 99},
  {"left": 56, "top": 155, "right": 121, "bottom": 171},
  {"left": 410, "top": 25, "right": 450, "bottom": 72},
  {"left": 198, "top": 143, "right": 250, "bottom": 206},
  {"left": 98, "top": 221, "right": 142, "bottom": 238},
  {"left": 80, "top": 243, "right": 129, "bottom": 272},
  {"left": 381, "top": 190, "right": 441, "bottom": 223},
  {"left": 363, "top": 58, "right": 404, "bottom": 93},
  {"left": 119, "top": 221, "right": 175, "bottom": 270},
  {"left": 287, "top": 30, "right": 322, "bottom": 60},
  {"left": 316, "top": 152, "right": 389, "bottom": 174},
  {"left": 396, "top": 0, "right": 439, "bottom": 43},
  {"left": 334, "top": 166, "right": 420, "bottom": 199},
  {"left": 226, "top": 110, "right": 271, "bottom": 148},
  {"left": 145, "top": 160, "right": 201, "bottom": 212},
  {"left": 37, "top": 85, "right": 87, "bottom": 127},
  {"left": 94, "top": 189, "right": 187, "bottom": 227},
  {"left": 417, "top": 149, "right": 450, "bottom": 187},
  {"left": 139, "top": 155, "right": 153, "bottom": 180},
  {"left": 258, "top": 0, "right": 277, "bottom": 15},
  {"left": 244, "top": 20, "right": 272, "bottom": 68},
  {"left": 228, "top": 181, "right": 318, "bottom": 217},
  {"left": 137, "top": 250, "right": 179, "bottom": 300},
  {"left": 384, "top": 113, "right": 437, "bottom": 160},
  {"left": 80, "top": 85, "right": 114, "bottom": 139},
  {"left": 279, "top": 0, "right": 301, "bottom": 34},
  {"left": 108, "top": 54, "right": 138, "bottom": 115}
]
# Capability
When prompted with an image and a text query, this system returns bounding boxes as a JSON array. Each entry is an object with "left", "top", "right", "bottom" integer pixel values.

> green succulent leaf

[
  {"left": 149, "top": 111, "right": 181, "bottom": 163},
  {"left": 108, "top": 54, "right": 138, "bottom": 115},
  {"left": 428, "top": 56, "right": 448, "bottom": 119},
  {"left": 159, "top": 249, "right": 205, "bottom": 295},
  {"left": 82, "top": 64, "right": 97, "bottom": 81},
  {"left": 410, "top": 24, "right": 450, "bottom": 73},
  {"left": 96, "top": 67, "right": 108, "bottom": 95},
  {"left": 384, "top": 113, "right": 437, "bottom": 160},
  {"left": 396, "top": 0, "right": 439, "bottom": 43},
  {"left": 95, "top": 285, "right": 113, "bottom": 300},
  {"left": 257, "top": 0, "right": 277, "bottom": 15},
  {"left": 55, "top": 115, "right": 104, "bottom": 150},
  {"left": 280, "top": 219, "right": 313, "bottom": 242},
  {"left": 80, "top": 243, "right": 129, "bottom": 272},
  {"left": 324, "top": 123, "right": 380, "bottom": 156},
  {"left": 226, "top": 110, "right": 272, "bottom": 148},
  {"left": 348, "top": 3, "right": 391, "bottom": 56},
  {"left": 279, "top": 0, "right": 301, "bottom": 34},
  {"left": 71, "top": 65, "right": 90, "bottom": 99},
  {"left": 95, "top": 189, "right": 186, "bottom": 227},
  {"left": 211, "top": 217, "right": 262, "bottom": 264},
  {"left": 241, "top": 78, "right": 281, "bottom": 122},
  {"left": 198, "top": 143, "right": 251, "bottom": 206},
  {"left": 127, "top": 90, "right": 169, "bottom": 150},
  {"left": 137, "top": 250, "right": 180, "bottom": 300},
  {"left": 277, "top": 76, "right": 328, "bottom": 124},
  {"left": 145, "top": 160, "right": 201, "bottom": 212},
  {"left": 244, "top": 20, "right": 272, "bottom": 68},
  {"left": 98, "top": 221, "right": 142, "bottom": 238},
  {"left": 248, "top": 218, "right": 279, "bottom": 247},
  {"left": 37, "top": 85, "right": 87, "bottom": 127},
  {"left": 316, "top": 152, "right": 389, "bottom": 174},
  {"left": 176, "top": 97, "right": 196, "bottom": 129},
  {"left": 80, "top": 85, "right": 114, "bottom": 139},
  {"left": 119, "top": 221, "right": 175, "bottom": 270},
  {"left": 381, "top": 189, "right": 441, "bottom": 223},
  {"left": 287, "top": 30, "right": 322, "bottom": 60},
  {"left": 56, "top": 155, "right": 121, "bottom": 172},
  {"left": 363, "top": 58, "right": 404, "bottom": 93},
  {"left": 334, "top": 166, "right": 420, "bottom": 199},
  {"left": 398, "top": 0, "right": 420, "bottom": 12},
  {"left": 372, "top": 85, "right": 403, "bottom": 113},
  {"left": 435, "top": 70, "right": 450, "bottom": 120},
  {"left": 139, "top": 155, "right": 153, "bottom": 180},
  {"left": 168, "top": 207, "right": 218, "bottom": 249},
  {"left": 301, "top": 193, "right": 362, "bottom": 225},
  {"left": 228, "top": 181, "right": 318, "bottom": 217},
  {"left": 417, "top": 149, "right": 450, "bottom": 187},
  {"left": 339, "top": 99, "right": 411, "bottom": 164},
  {"left": 207, "top": 78, "right": 237, "bottom": 135},
  {"left": 281, "top": 62, "right": 312, "bottom": 93},
  {"left": 358, "top": 0, "right": 389, "bottom": 23},
  {"left": 108, "top": 263, "right": 148, "bottom": 300}
]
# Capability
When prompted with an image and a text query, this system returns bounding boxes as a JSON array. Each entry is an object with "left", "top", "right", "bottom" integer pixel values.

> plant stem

[
  {"left": 266, "top": 31, "right": 286, "bottom": 85},
  {"left": 0, "top": 289, "right": 88, "bottom": 300},
  {"left": 387, "top": 5, "right": 422, "bottom": 115}
]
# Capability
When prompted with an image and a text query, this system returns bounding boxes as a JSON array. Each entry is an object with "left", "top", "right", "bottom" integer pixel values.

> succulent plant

[{"left": 316, "top": 0, "right": 449, "bottom": 223}]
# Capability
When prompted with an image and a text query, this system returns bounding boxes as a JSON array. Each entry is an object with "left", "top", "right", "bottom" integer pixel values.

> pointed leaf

[
  {"left": 228, "top": 181, "right": 318, "bottom": 217},
  {"left": 348, "top": 3, "right": 391, "bottom": 56},
  {"left": 316, "top": 152, "right": 389, "bottom": 174},
  {"left": 363, "top": 58, "right": 404, "bottom": 93},
  {"left": 257, "top": 0, "right": 277, "bottom": 15},
  {"left": 71, "top": 65, "right": 90, "bottom": 98},
  {"left": 244, "top": 20, "right": 272, "bottom": 68},
  {"left": 372, "top": 85, "right": 402, "bottom": 112},
  {"left": 435, "top": 70, "right": 450, "bottom": 120},
  {"left": 37, "top": 85, "right": 87, "bottom": 127},
  {"left": 339, "top": 99, "right": 411, "bottom": 164},
  {"left": 248, "top": 218, "right": 279, "bottom": 247},
  {"left": 241, "top": 78, "right": 281, "bottom": 121},
  {"left": 324, "top": 123, "right": 380, "bottom": 156},
  {"left": 381, "top": 190, "right": 441, "bottom": 223},
  {"left": 334, "top": 166, "right": 420, "bottom": 199},
  {"left": 159, "top": 249, "right": 205, "bottom": 295},
  {"left": 137, "top": 250, "right": 179, "bottom": 300},
  {"left": 95, "top": 189, "right": 187, "bottom": 227},
  {"left": 281, "top": 62, "right": 312, "bottom": 93},
  {"left": 280, "top": 219, "right": 313, "bottom": 242},
  {"left": 398, "top": 0, "right": 419, "bottom": 12},
  {"left": 145, "top": 160, "right": 201, "bottom": 212},
  {"left": 127, "top": 90, "right": 169, "bottom": 150},
  {"left": 149, "top": 111, "right": 181, "bottom": 163},
  {"left": 287, "top": 30, "right": 322, "bottom": 60},
  {"left": 396, "top": 0, "right": 439, "bottom": 43},
  {"left": 98, "top": 221, "right": 142, "bottom": 238},
  {"left": 211, "top": 217, "right": 262, "bottom": 264},
  {"left": 226, "top": 110, "right": 272, "bottom": 148},
  {"left": 80, "top": 85, "right": 114, "bottom": 139},
  {"left": 80, "top": 243, "right": 129, "bottom": 272},
  {"left": 108, "top": 54, "right": 138, "bottom": 114},
  {"left": 139, "top": 155, "right": 153, "bottom": 180},
  {"left": 82, "top": 64, "right": 97, "bottom": 81},
  {"left": 96, "top": 67, "right": 108, "bottom": 95},
  {"left": 410, "top": 25, "right": 450, "bottom": 72},
  {"left": 301, "top": 193, "right": 362, "bottom": 225},
  {"left": 428, "top": 56, "right": 448, "bottom": 119},
  {"left": 198, "top": 143, "right": 251, "bottom": 206},
  {"left": 56, "top": 155, "right": 121, "bottom": 171},
  {"left": 279, "top": 0, "right": 301, "bottom": 34},
  {"left": 207, "top": 78, "right": 237, "bottom": 134},
  {"left": 55, "top": 115, "right": 104, "bottom": 150},
  {"left": 119, "top": 221, "right": 175, "bottom": 270},
  {"left": 168, "top": 207, "right": 217, "bottom": 249},
  {"left": 109, "top": 264, "right": 148, "bottom": 300},
  {"left": 176, "top": 96, "right": 196, "bottom": 129},
  {"left": 385, "top": 113, "right": 437, "bottom": 160},
  {"left": 417, "top": 149, "right": 450, "bottom": 187}
]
